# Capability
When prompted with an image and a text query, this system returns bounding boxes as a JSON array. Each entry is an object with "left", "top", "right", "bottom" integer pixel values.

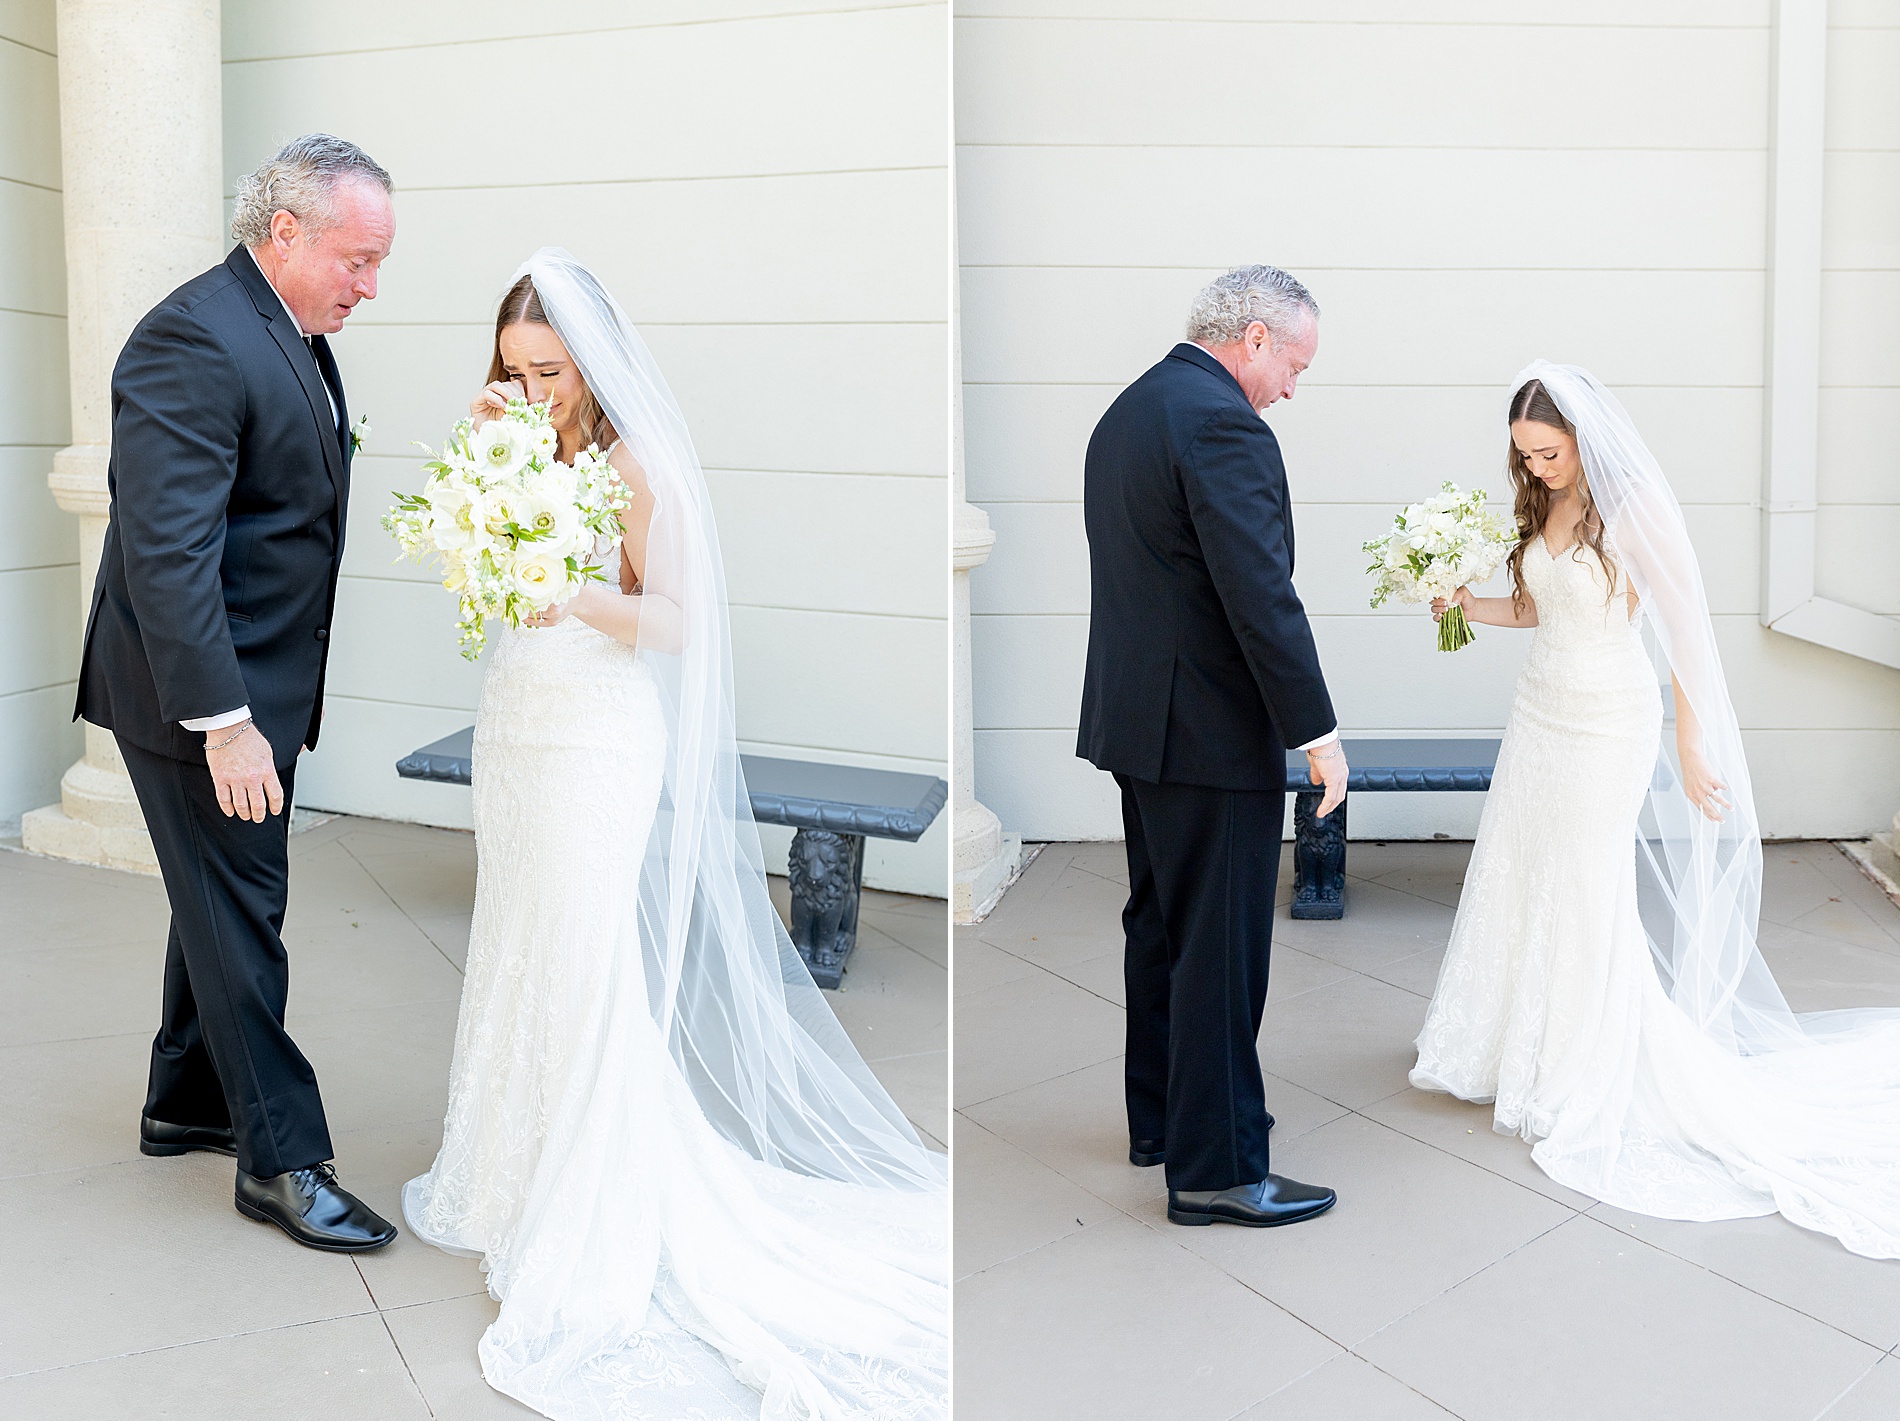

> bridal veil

[
  {"left": 409, "top": 248, "right": 948, "bottom": 1418},
  {"left": 521, "top": 247, "right": 943, "bottom": 1194},
  {"left": 1516, "top": 360, "right": 1900, "bottom": 1257}
]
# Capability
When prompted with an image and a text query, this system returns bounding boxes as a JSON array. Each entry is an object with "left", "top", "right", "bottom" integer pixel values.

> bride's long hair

[
  {"left": 1505, "top": 377, "right": 1618, "bottom": 615},
  {"left": 489, "top": 275, "right": 617, "bottom": 453}
]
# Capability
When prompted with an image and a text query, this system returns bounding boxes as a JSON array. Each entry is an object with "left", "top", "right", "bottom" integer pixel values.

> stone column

[
  {"left": 21, "top": 0, "right": 224, "bottom": 874},
  {"left": 950, "top": 216, "right": 1019, "bottom": 923},
  {"left": 1848, "top": 809, "right": 1900, "bottom": 902}
]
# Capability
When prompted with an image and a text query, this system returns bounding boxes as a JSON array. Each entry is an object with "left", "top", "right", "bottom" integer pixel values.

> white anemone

[
  {"left": 471, "top": 419, "right": 532, "bottom": 480},
  {"left": 518, "top": 487, "right": 582, "bottom": 555},
  {"left": 428, "top": 480, "right": 488, "bottom": 552}
]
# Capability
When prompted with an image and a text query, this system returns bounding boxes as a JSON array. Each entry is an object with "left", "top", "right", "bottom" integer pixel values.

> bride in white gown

[
  {"left": 402, "top": 249, "right": 948, "bottom": 1419},
  {"left": 1411, "top": 361, "right": 1900, "bottom": 1260}
]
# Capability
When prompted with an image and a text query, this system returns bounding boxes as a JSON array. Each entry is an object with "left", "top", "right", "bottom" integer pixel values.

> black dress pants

[
  {"left": 1117, "top": 773, "right": 1284, "bottom": 1192},
  {"left": 117, "top": 738, "right": 333, "bottom": 1178}
]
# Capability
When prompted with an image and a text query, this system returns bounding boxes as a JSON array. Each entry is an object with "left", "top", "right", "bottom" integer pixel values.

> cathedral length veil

[
  {"left": 448, "top": 248, "right": 947, "bottom": 1416},
  {"left": 517, "top": 250, "right": 941, "bottom": 1194},
  {"left": 1517, "top": 360, "right": 1900, "bottom": 1257}
]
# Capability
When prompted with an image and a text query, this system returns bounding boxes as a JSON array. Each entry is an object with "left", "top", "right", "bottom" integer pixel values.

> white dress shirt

[
  {"left": 1180, "top": 343, "right": 1338, "bottom": 755},
  {"left": 182, "top": 249, "right": 336, "bottom": 735}
]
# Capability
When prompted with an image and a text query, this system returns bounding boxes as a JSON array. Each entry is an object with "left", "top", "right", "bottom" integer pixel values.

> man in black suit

[
  {"left": 77, "top": 134, "right": 397, "bottom": 1252},
  {"left": 1078, "top": 265, "right": 1348, "bottom": 1229}
]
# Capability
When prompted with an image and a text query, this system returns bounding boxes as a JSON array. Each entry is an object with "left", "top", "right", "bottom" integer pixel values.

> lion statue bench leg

[{"left": 787, "top": 828, "right": 866, "bottom": 988}]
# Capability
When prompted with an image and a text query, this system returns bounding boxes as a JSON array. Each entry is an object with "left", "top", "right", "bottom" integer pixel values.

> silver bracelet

[
  {"left": 1310, "top": 745, "right": 1343, "bottom": 761},
  {"left": 206, "top": 720, "right": 253, "bottom": 752}
]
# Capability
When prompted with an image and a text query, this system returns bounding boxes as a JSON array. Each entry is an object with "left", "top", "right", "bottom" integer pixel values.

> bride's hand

[
  {"left": 471, "top": 380, "right": 524, "bottom": 427},
  {"left": 523, "top": 586, "right": 603, "bottom": 630},
  {"left": 1430, "top": 586, "right": 1473, "bottom": 623},
  {"left": 1679, "top": 745, "right": 1730, "bottom": 822}
]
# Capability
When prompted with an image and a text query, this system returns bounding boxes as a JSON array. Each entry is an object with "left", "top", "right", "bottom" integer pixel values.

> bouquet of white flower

[
  {"left": 1363, "top": 481, "right": 1516, "bottom": 651},
  {"left": 381, "top": 399, "right": 631, "bottom": 660}
]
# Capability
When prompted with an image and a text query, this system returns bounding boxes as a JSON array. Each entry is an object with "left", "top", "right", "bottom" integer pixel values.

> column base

[
  {"left": 20, "top": 755, "right": 159, "bottom": 876},
  {"left": 1843, "top": 832, "right": 1900, "bottom": 910},
  {"left": 21, "top": 803, "right": 159, "bottom": 875},
  {"left": 953, "top": 800, "right": 1021, "bottom": 924}
]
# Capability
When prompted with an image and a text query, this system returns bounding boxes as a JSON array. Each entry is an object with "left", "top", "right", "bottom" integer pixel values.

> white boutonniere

[{"left": 350, "top": 414, "right": 371, "bottom": 455}]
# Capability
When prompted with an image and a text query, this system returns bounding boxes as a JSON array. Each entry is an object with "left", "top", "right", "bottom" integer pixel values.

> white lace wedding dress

[
  {"left": 1411, "top": 536, "right": 1900, "bottom": 1258},
  {"left": 403, "top": 615, "right": 949, "bottom": 1419}
]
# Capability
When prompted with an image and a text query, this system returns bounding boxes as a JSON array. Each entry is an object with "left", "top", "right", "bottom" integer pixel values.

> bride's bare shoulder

[{"left": 606, "top": 441, "right": 652, "bottom": 497}]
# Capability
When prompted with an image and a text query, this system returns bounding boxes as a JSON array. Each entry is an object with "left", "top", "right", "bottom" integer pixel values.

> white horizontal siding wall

[
  {"left": 223, "top": 2, "right": 950, "bottom": 894},
  {"left": 0, "top": 0, "right": 80, "bottom": 823},
  {"left": 958, "top": 1, "right": 1900, "bottom": 844}
]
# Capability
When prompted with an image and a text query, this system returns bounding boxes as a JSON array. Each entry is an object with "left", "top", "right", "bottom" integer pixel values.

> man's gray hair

[
  {"left": 231, "top": 133, "right": 393, "bottom": 247},
  {"left": 1185, "top": 265, "right": 1319, "bottom": 348}
]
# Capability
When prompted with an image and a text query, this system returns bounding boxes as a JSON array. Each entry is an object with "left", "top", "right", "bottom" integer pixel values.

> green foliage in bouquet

[
  {"left": 382, "top": 399, "right": 631, "bottom": 660},
  {"left": 1363, "top": 481, "right": 1514, "bottom": 653}
]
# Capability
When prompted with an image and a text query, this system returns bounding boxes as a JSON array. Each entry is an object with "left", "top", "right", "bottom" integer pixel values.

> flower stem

[{"left": 1438, "top": 603, "right": 1475, "bottom": 652}]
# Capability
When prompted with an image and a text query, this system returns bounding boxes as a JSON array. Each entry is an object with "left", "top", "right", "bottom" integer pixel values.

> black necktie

[{"left": 306, "top": 333, "right": 348, "bottom": 450}]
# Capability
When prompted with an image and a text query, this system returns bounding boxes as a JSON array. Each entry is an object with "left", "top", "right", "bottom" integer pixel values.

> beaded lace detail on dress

[{"left": 403, "top": 618, "right": 948, "bottom": 1418}]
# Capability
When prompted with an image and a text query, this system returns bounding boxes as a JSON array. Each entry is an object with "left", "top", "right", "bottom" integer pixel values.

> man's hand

[
  {"left": 1305, "top": 742, "right": 1348, "bottom": 819},
  {"left": 205, "top": 722, "right": 283, "bottom": 822}
]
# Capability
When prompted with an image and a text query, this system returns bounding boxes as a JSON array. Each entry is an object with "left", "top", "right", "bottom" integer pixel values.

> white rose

[
  {"left": 471, "top": 420, "right": 532, "bottom": 480},
  {"left": 512, "top": 549, "right": 569, "bottom": 608},
  {"left": 483, "top": 486, "right": 526, "bottom": 536}
]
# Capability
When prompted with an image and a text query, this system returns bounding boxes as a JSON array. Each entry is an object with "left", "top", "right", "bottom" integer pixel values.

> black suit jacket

[
  {"left": 76, "top": 246, "right": 351, "bottom": 768},
  {"left": 1077, "top": 343, "right": 1335, "bottom": 793}
]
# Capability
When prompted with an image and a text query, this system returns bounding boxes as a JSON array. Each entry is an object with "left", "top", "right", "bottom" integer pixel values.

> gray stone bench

[
  {"left": 1283, "top": 737, "right": 1500, "bottom": 921},
  {"left": 396, "top": 727, "right": 946, "bottom": 987}
]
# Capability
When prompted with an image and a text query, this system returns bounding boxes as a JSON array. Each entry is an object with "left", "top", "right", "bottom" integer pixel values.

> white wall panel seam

[
  {"left": 963, "top": 265, "right": 1770, "bottom": 272},
  {"left": 958, "top": 143, "right": 1770, "bottom": 154},
  {"left": 0, "top": 679, "right": 76, "bottom": 700},
  {"left": 356, "top": 166, "right": 949, "bottom": 195},
  {"left": 342, "top": 320, "right": 948, "bottom": 329},
  {"left": 727, "top": 605, "right": 944, "bottom": 621},
  {"left": 958, "top": 17, "right": 1767, "bottom": 29},
  {"left": 226, "top": 4, "right": 944, "bottom": 65},
  {"left": 0, "top": 33, "right": 53, "bottom": 60},
  {"left": 736, "top": 740, "right": 946, "bottom": 767}
]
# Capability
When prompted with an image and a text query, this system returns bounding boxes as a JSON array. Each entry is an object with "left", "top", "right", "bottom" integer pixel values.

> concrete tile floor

[
  {"left": 956, "top": 840, "right": 1900, "bottom": 1421},
  {"left": 0, "top": 813, "right": 945, "bottom": 1417}
]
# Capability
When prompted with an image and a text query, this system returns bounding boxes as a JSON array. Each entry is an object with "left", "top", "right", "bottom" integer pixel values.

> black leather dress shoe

[
  {"left": 1129, "top": 1113, "right": 1274, "bottom": 1169},
  {"left": 235, "top": 1163, "right": 397, "bottom": 1253},
  {"left": 1167, "top": 1173, "right": 1336, "bottom": 1228},
  {"left": 139, "top": 1115, "right": 237, "bottom": 1159}
]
